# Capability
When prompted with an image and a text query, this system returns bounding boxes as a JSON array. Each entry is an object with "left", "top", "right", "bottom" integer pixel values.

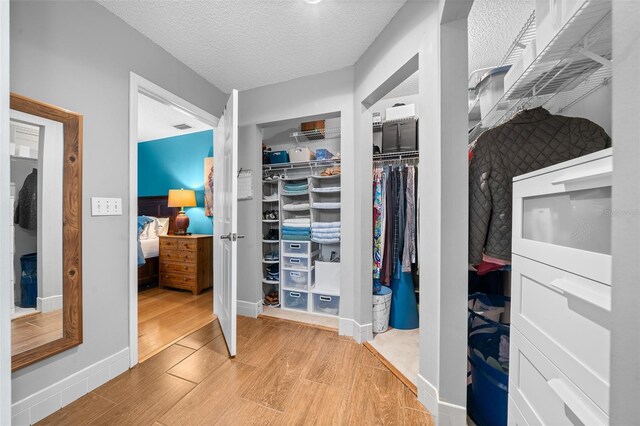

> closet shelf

[
  {"left": 281, "top": 191, "right": 309, "bottom": 196},
  {"left": 311, "top": 188, "right": 341, "bottom": 194},
  {"left": 262, "top": 219, "right": 279, "bottom": 223},
  {"left": 310, "top": 174, "right": 341, "bottom": 180},
  {"left": 262, "top": 158, "right": 341, "bottom": 172},
  {"left": 470, "top": 1, "right": 612, "bottom": 142},
  {"left": 373, "top": 150, "right": 420, "bottom": 162},
  {"left": 311, "top": 205, "right": 340, "bottom": 210},
  {"left": 262, "top": 279, "right": 280, "bottom": 285},
  {"left": 290, "top": 127, "right": 341, "bottom": 141},
  {"left": 262, "top": 260, "right": 279, "bottom": 264},
  {"left": 262, "top": 239, "right": 280, "bottom": 243}
]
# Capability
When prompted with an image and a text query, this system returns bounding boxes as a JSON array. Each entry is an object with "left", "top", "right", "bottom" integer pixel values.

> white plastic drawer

[
  {"left": 312, "top": 293, "right": 340, "bottom": 316},
  {"left": 282, "top": 241, "right": 309, "bottom": 256},
  {"left": 513, "top": 151, "right": 612, "bottom": 284},
  {"left": 283, "top": 290, "right": 308, "bottom": 311},
  {"left": 283, "top": 255, "right": 309, "bottom": 270},
  {"left": 283, "top": 269, "right": 312, "bottom": 291},
  {"left": 507, "top": 396, "right": 529, "bottom": 426},
  {"left": 511, "top": 255, "right": 610, "bottom": 413},
  {"left": 509, "top": 328, "right": 608, "bottom": 426}
]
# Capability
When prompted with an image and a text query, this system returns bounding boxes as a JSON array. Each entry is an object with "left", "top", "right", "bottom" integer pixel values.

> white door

[{"left": 214, "top": 90, "right": 239, "bottom": 357}]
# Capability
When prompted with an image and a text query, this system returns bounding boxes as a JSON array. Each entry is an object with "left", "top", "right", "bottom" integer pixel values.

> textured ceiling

[
  {"left": 99, "top": 0, "right": 406, "bottom": 92},
  {"left": 138, "top": 93, "right": 212, "bottom": 142},
  {"left": 468, "top": 0, "right": 535, "bottom": 74}
]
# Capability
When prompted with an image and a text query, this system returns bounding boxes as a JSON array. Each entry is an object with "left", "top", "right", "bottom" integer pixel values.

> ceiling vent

[{"left": 173, "top": 123, "right": 192, "bottom": 130}]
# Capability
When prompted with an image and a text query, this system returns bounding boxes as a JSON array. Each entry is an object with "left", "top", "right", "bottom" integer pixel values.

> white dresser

[{"left": 509, "top": 148, "right": 612, "bottom": 426}]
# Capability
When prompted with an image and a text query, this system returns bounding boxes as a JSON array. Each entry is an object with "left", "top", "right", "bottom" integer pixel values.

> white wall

[
  {"left": 562, "top": 83, "right": 612, "bottom": 136},
  {"left": 237, "top": 68, "right": 354, "bottom": 323},
  {"left": 9, "top": 0, "right": 227, "bottom": 418}
]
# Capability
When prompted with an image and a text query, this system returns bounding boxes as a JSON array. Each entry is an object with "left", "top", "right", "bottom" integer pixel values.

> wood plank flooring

[
  {"left": 138, "top": 287, "right": 215, "bottom": 362},
  {"left": 11, "top": 309, "right": 63, "bottom": 355},
  {"left": 39, "top": 316, "right": 433, "bottom": 426}
]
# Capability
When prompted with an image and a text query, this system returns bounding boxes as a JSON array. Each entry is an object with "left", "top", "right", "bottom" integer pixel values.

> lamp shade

[{"left": 168, "top": 189, "right": 196, "bottom": 208}]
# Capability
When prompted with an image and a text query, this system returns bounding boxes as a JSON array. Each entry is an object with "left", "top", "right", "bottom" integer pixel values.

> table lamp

[{"left": 168, "top": 189, "right": 196, "bottom": 235}]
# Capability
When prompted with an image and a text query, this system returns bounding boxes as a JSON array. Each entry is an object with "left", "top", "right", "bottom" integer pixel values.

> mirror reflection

[{"left": 10, "top": 111, "right": 64, "bottom": 357}]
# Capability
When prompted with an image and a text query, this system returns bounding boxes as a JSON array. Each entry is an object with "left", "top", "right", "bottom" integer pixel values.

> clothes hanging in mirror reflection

[{"left": 14, "top": 168, "right": 37, "bottom": 231}]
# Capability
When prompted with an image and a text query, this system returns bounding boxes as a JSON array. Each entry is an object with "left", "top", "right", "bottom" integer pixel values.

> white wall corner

[
  {"left": 36, "top": 295, "right": 63, "bottom": 313},
  {"left": 237, "top": 299, "right": 262, "bottom": 318},
  {"left": 417, "top": 374, "right": 467, "bottom": 426},
  {"left": 11, "top": 348, "right": 129, "bottom": 425},
  {"left": 339, "top": 318, "right": 373, "bottom": 343}
]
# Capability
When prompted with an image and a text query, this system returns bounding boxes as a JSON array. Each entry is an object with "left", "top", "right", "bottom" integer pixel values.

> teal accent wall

[{"left": 138, "top": 130, "right": 214, "bottom": 234}]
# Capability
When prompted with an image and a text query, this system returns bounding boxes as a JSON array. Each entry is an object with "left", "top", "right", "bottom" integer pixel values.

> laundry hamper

[
  {"left": 19, "top": 253, "right": 37, "bottom": 308},
  {"left": 467, "top": 293, "right": 510, "bottom": 426},
  {"left": 372, "top": 286, "right": 392, "bottom": 333}
]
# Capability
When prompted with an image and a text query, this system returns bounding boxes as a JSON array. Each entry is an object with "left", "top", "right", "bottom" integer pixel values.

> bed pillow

[
  {"left": 156, "top": 217, "right": 170, "bottom": 236},
  {"left": 140, "top": 216, "right": 158, "bottom": 240}
]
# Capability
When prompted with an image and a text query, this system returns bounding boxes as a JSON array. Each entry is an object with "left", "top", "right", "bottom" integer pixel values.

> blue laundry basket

[
  {"left": 467, "top": 293, "right": 510, "bottom": 426},
  {"left": 19, "top": 253, "right": 38, "bottom": 308}
]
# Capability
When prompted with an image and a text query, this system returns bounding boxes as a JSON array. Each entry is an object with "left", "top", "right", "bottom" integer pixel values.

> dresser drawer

[
  {"left": 509, "top": 328, "right": 608, "bottom": 426},
  {"left": 160, "top": 271, "right": 197, "bottom": 288},
  {"left": 512, "top": 254, "right": 610, "bottom": 413},
  {"left": 512, "top": 152, "right": 612, "bottom": 284},
  {"left": 161, "top": 249, "right": 197, "bottom": 264},
  {"left": 508, "top": 395, "right": 529, "bottom": 426},
  {"left": 160, "top": 238, "right": 198, "bottom": 251},
  {"left": 159, "top": 261, "right": 197, "bottom": 275}
]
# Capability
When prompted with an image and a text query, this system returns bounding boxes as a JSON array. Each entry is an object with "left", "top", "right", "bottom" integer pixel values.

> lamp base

[{"left": 175, "top": 211, "right": 190, "bottom": 235}]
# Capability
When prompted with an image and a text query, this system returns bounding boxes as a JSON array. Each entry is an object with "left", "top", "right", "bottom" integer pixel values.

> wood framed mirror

[{"left": 10, "top": 93, "right": 83, "bottom": 371}]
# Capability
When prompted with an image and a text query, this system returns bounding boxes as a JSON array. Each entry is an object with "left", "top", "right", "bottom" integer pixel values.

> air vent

[{"left": 173, "top": 123, "right": 192, "bottom": 130}]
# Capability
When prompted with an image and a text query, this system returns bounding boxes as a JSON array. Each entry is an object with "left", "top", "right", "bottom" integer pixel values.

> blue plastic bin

[
  {"left": 268, "top": 151, "right": 290, "bottom": 164},
  {"left": 19, "top": 253, "right": 37, "bottom": 308},
  {"left": 467, "top": 293, "right": 510, "bottom": 426}
]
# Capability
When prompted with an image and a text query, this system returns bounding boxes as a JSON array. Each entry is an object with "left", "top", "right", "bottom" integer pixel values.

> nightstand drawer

[
  {"left": 160, "top": 271, "right": 197, "bottom": 288},
  {"left": 160, "top": 238, "right": 198, "bottom": 251},
  {"left": 161, "top": 249, "right": 197, "bottom": 264},
  {"left": 160, "top": 261, "right": 197, "bottom": 275}
]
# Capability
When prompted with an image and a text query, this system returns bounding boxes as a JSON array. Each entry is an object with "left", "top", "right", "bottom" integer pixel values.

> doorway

[{"left": 128, "top": 73, "right": 221, "bottom": 366}]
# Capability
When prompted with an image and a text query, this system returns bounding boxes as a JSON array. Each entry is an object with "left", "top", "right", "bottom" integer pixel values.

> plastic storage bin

[
  {"left": 288, "top": 147, "right": 315, "bottom": 163},
  {"left": 283, "top": 255, "right": 309, "bottom": 270},
  {"left": 467, "top": 293, "right": 510, "bottom": 426},
  {"left": 283, "top": 269, "right": 312, "bottom": 291},
  {"left": 314, "top": 261, "right": 340, "bottom": 294},
  {"left": 282, "top": 241, "right": 309, "bottom": 255},
  {"left": 268, "top": 150, "right": 290, "bottom": 164},
  {"left": 312, "top": 294, "right": 340, "bottom": 316},
  {"left": 19, "top": 253, "right": 37, "bottom": 308},
  {"left": 536, "top": 0, "right": 585, "bottom": 54},
  {"left": 283, "top": 290, "right": 308, "bottom": 311},
  {"left": 476, "top": 65, "right": 512, "bottom": 120}
]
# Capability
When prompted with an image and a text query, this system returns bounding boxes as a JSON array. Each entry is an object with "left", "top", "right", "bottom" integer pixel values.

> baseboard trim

[
  {"left": 237, "top": 299, "right": 262, "bottom": 318},
  {"left": 11, "top": 348, "right": 130, "bottom": 425},
  {"left": 36, "top": 295, "right": 62, "bottom": 313},
  {"left": 417, "top": 373, "right": 467, "bottom": 425},
  {"left": 338, "top": 318, "right": 373, "bottom": 343}
]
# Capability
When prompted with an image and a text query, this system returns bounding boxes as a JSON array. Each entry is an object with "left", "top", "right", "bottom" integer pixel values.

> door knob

[{"left": 220, "top": 233, "right": 232, "bottom": 240}]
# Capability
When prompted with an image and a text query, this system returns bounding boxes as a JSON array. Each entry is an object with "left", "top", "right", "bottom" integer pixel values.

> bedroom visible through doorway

[{"left": 135, "top": 88, "right": 216, "bottom": 362}]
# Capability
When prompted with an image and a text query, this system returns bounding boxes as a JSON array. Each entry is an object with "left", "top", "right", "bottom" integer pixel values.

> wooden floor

[
  {"left": 138, "top": 287, "right": 215, "bottom": 362},
  {"left": 11, "top": 309, "right": 63, "bottom": 355},
  {"left": 39, "top": 316, "right": 433, "bottom": 426}
]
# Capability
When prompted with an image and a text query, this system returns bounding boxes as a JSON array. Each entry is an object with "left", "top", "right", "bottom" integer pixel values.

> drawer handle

[
  {"left": 319, "top": 296, "right": 332, "bottom": 302},
  {"left": 550, "top": 168, "right": 612, "bottom": 186},
  {"left": 290, "top": 244, "right": 301, "bottom": 249},
  {"left": 549, "top": 278, "right": 611, "bottom": 312},
  {"left": 547, "top": 378, "right": 607, "bottom": 426},
  {"left": 290, "top": 272, "right": 302, "bottom": 277},
  {"left": 289, "top": 292, "right": 301, "bottom": 298},
  {"left": 290, "top": 258, "right": 301, "bottom": 264}
]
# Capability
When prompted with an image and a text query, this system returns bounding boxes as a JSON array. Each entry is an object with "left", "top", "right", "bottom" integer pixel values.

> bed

[{"left": 137, "top": 196, "right": 178, "bottom": 287}]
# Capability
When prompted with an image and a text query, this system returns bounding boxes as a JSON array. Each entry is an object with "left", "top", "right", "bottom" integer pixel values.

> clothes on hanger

[
  {"left": 468, "top": 107, "right": 611, "bottom": 265},
  {"left": 14, "top": 168, "right": 38, "bottom": 231},
  {"left": 373, "top": 163, "right": 419, "bottom": 285}
]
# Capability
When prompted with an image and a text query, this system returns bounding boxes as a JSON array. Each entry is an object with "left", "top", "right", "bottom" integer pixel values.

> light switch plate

[{"left": 91, "top": 197, "right": 122, "bottom": 216}]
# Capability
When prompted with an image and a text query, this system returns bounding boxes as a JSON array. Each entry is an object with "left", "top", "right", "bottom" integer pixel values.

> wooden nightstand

[{"left": 159, "top": 234, "right": 213, "bottom": 295}]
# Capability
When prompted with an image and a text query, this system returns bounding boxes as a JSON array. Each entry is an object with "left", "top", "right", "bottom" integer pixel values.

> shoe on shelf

[
  {"left": 264, "top": 229, "right": 279, "bottom": 240},
  {"left": 264, "top": 251, "right": 280, "bottom": 261}
]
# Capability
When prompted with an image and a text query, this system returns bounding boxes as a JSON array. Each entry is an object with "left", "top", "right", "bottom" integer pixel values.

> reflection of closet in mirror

[{"left": 10, "top": 111, "right": 63, "bottom": 356}]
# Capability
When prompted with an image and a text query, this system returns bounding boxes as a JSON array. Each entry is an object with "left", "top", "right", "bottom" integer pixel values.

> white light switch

[{"left": 91, "top": 197, "right": 122, "bottom": 216}]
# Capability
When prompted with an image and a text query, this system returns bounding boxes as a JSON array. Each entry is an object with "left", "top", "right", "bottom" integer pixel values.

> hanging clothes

[
  {"left": 402, "top": 165, "right": 416, "bottom": 272},
  {"left": 14, "top": 168, "right": 38, "bottom": 231},
  {"left": 372, "top": 168, "right": 386, "bottom": 280},
  {"left": 380, "top": 165, "right": 394, "bottom": 284},
  {"left": 469, "top": 107, "right": 611, "bottom": 265}
]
